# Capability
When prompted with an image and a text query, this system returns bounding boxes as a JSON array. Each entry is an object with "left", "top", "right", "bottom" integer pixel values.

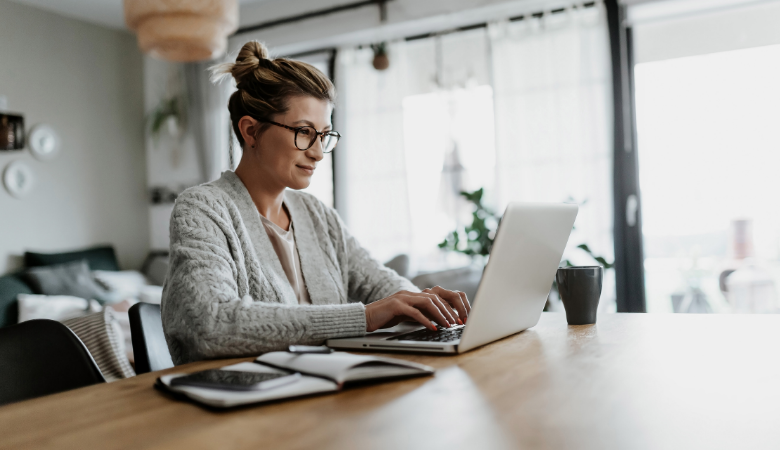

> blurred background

[{"left": 1, "top": 0, "right": 779, "bottom": 338}]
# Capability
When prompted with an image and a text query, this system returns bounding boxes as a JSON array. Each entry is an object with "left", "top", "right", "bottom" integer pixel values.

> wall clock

[
  {"left": 3, "top": 160, "right": 35, "bottom": 198},
  {"left": 28, "top": 124, "right": 60, "bottom": 161}
]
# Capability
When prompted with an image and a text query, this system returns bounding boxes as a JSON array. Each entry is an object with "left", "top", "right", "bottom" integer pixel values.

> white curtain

[
  {"left": 489, "top": 3, "right": 615, "bottom": 307},
  {"left": 335, "top": 31, "right": 492, "bottom": 269},
  {"left": 336, "top": 4, "right": 615, "bottom": 305},
  {"left": 185, "top": 60, "right": 231, "bottom": 183},
  {"left": 334, "top": 42, "right": 415, "bottom": 264}
]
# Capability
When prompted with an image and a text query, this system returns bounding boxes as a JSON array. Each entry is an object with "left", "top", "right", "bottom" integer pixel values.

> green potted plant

[
  {"left": 147, "top": 94, "right": 186, "bottom": 141},
  {"left": 440, "top": 188, "right": 613, "bottom": 267},
  {"left": 439, "top": 188, "right": 613, "bottom": 308}
]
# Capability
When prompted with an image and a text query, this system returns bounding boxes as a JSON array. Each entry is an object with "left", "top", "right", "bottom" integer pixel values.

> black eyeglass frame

[{"left": 264, "top": 120, "right": 341, "bottom": 153}]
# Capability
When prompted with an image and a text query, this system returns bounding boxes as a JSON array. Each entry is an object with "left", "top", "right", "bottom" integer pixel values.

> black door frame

[{"left": 606, "top": 0, "right": 646, "bottom": 312}]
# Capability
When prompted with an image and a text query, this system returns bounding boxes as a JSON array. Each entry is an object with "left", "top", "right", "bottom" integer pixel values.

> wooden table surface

[{"left": 2, "top": 312, "right": 780, "bottom": 450}]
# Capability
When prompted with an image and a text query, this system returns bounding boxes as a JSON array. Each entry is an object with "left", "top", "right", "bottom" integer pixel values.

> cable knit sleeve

[{"left": 161, "top": 190, "right": 366, "bottom": 365}]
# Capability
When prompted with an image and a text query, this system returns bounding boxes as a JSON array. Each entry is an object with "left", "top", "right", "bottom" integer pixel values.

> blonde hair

[{"left": 211, "top": 41, "right": 336, "bottom": 147}]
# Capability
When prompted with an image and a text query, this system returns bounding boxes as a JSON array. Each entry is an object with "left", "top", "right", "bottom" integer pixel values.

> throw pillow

[
  {"left": 24, "top": 245, "right": 120, "bottom": 271},
  {"left": 139, "top": 285, "right": 163, "bottom": 304},
  {"left": 93, "top": 270, "right": 150, "bottom": 300},
  {"left": 17, "top": 294, "right": 102, "bottom": 323},
  {"left": 24, "top": 260, "right": 114, "bottom": 303}
]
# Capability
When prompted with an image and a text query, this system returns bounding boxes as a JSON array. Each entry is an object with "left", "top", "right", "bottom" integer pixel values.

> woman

[{"left": 161, "top": 41, "right": 470, "bottom": 365}]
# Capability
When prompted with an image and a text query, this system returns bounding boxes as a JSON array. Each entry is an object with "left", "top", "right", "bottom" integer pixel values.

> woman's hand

[
  {"left": 364, "top": 287, "right": 471, "bottom": 332},
  {"left": 422, "top": 285, "right": 471, "bottom": 324}
]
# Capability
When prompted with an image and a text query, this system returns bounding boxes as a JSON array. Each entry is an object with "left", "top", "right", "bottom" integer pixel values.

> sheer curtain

[
  {"left": 335, "top": 31, "right": 492, "bottom": 269},
  {"left": 336, "top": 4, "right": 614, "bottom": 304},
  {"left": 184, "top": 60, "right": 230, "bottom": 183},
  {"left": 490, "top": 3, "right": 615, "bottom": 308},
  {"left": 334, "top": 42, "right": 415, "bottom": 263}
]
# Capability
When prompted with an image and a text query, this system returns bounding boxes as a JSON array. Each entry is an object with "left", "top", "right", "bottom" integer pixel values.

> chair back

[
  {"left": 0, "top": 319, "right": 105, "bottom": 405},
  {"left": 129, "top": 303, "right": 173, "bottom": 374}
]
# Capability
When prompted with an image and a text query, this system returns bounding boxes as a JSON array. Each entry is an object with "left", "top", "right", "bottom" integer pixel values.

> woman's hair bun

[
  {"left": 210, "top": 40, "right": 271, "bottom": 85},
  {"left": 236, "top": 40, "right": 269, "bottom": 65},
  {"left": 210, "top": 39, "right": 336, "bottom": 148}
]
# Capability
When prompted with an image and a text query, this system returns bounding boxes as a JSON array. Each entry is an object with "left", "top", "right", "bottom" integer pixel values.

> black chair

[
  {"left": 129, "top": 303, "right": 174, "bottom": 374},
  {"left": 0, "top": 319, "right": 105, "bottom": 405}
]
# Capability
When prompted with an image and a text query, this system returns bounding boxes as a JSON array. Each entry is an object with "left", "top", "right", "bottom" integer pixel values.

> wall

[
  {"left": 143, "top": 56, "right": 205, "bottom": 251},
  {"left": 0, "top": 0, "right": 148, "bottom": 274},
  {"left": 630, "top": 0, "right": 780, "bottom": 63}
]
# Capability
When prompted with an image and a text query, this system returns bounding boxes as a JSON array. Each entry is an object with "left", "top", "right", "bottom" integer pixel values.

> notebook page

[
  {"left": 343, "top": 364, "right": 426, "bottom": 382},
  {"left": 255, "top": 352, "right": 434, "bottom": 385}
]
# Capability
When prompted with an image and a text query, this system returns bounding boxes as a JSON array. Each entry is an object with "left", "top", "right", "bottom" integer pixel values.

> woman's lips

[{"left": 297, "top": 165, "right": 315, "bottom": 175}]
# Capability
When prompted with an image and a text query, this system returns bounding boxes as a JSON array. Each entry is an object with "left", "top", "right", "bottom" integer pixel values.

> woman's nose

[{"left": 306, "top": 138, "right": 325, "bottom": 161}]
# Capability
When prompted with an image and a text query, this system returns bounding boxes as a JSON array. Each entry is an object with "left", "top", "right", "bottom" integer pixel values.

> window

[
  {"left": 401, "top": 85, "right": 497, "bottom": 270},
  {"left": 336, "top": 6, "right": 614, "bottom": 295},
  {"left": 635, "top": 44, "right": 780, "bottom": 313}
]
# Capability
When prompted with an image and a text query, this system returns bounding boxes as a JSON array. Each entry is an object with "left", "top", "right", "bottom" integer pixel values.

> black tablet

[{"left": 169, "top": 369, "right": 300, "bottom": 391}]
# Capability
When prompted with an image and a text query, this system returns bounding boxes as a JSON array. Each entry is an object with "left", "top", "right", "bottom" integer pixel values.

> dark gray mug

[{"left": 556, "top": 266, "right": 603, "bottom": 325}]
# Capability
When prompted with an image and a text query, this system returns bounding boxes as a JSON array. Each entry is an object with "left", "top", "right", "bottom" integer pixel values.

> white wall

[
  {"left": 629, "top": 0, "right": 780, "bottom": 63},
  {"left": 0, "top": 0, "right": 148, "bottom": 274},
  {"left": 143, "top": 57, "right": 204, "bottom": 251}
]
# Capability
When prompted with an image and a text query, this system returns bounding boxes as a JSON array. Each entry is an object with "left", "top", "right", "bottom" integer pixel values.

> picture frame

[{"left": 0, "top": 113, "right": 25, "bottom": 151}]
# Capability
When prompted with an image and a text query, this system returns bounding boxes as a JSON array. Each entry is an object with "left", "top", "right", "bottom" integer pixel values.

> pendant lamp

[{"left": 124, "top": 0, "right": 238, "bottom": 62}]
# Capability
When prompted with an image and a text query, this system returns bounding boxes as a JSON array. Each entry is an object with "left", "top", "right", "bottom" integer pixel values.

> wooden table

[{"left": 2, "top": 313, "right": 780, "bottom": 450}]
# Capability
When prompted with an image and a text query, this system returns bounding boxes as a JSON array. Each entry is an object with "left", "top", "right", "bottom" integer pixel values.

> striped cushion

[{"left": 63, "top": 310, "right": 136, "bottom": 382}]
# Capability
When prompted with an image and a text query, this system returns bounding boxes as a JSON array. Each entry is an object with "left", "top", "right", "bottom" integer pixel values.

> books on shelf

[{"left": 156, "top": 351, "right": 435, "bottom": 408}]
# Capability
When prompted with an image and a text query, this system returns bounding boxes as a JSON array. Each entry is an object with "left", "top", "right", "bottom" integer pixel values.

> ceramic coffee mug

[{"left": 556, "top": 266, "right": 603, "bottom": 325}]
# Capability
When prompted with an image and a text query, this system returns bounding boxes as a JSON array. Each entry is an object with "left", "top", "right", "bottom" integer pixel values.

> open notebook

[{"left": 157, "top": 352, "right": 434, "bottom": 408}]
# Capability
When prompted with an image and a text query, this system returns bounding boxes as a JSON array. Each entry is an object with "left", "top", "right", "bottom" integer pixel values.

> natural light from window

[
  {"left": 402, "top": 85, "right": 496, "bottom": 271},
  {"left": 635, "top": 44, "right": 780, "bottom": 314}
]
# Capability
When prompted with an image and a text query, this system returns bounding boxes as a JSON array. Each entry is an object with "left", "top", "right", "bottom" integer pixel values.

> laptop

[{"left": 327, "top": 202, "right": 578, "bottom": 354}]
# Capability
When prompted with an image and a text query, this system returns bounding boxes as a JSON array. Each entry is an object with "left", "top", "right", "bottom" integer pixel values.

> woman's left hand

[{"left": 421, "top": 286, "right": 471, "bottom": 325}]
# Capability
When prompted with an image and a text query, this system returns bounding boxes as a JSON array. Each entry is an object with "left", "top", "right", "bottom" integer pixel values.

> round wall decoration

[
  {"left": 28, "top": 124, "right": 61, "bottom": 161},
  {"left": 3, "top": 160, "right": 35, "bottom": 198}
]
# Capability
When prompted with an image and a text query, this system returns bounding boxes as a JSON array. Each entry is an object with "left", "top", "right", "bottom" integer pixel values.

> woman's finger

[
  {"left": 400, "top": 305, "right": 437, "bottom": 331},
  {"left": 430, "top": 286, "right": 469, "bottom": 322},
  {"left": 430, "top": 287, "right": 465, "bottom": 321},
  {"left": 421, "top": 292, "right": 456, "bottom": 326},
  {"left": 458, "top": 290, "right": 472, "bottom": 316},
  {"left": 407, "top": 294, "right": 451, "bottom": 328},
  {"left": 422, "top": 289, "right": 459, "bottom": 325},
  {"left": 403, "top": 292, "right": 455, "bottom": 325}
]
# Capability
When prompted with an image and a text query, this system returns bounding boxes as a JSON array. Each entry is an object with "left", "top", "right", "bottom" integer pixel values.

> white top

[{"left": 259, "top": 214, "right": 311, "bottom": 305}]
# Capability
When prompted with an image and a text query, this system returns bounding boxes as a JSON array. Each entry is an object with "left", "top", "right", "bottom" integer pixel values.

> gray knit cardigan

[{"left": 161, "top": 171, "right": 418, "bottom": 365}]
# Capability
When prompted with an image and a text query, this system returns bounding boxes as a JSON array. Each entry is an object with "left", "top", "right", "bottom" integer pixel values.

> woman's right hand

[{"left": 364, "top": 290, "right": 459, "bottom": 332}]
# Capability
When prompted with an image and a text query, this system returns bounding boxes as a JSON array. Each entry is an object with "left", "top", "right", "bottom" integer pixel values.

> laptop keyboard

[{"left": 390, "top": 325, "right": 465, "bottom": 343}]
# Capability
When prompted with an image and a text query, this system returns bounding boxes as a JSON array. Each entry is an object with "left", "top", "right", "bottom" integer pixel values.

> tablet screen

[{"left": 170, "top": 369, "right": 297, "bottom": 391}]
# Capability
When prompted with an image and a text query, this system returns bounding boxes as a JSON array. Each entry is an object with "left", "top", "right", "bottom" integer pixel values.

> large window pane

[{"left": 635, "top": 44, "right": 780, "bottom": 313}]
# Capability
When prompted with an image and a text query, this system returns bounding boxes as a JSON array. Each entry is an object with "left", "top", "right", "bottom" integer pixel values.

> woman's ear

[{"left": 238, "top": 116, "right": 260, "bottom": 148}]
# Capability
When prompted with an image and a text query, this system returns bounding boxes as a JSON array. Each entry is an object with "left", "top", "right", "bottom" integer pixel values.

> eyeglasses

[{"left": 264, "top": 120, "right": 341, "bottom": 153}]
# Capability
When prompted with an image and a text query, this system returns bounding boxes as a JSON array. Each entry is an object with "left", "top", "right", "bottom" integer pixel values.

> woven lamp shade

[{"left": 124, "top": 0, "right": 238, "bottom": 62}]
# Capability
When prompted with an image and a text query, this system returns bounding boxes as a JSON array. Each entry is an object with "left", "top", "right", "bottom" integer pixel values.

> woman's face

[{"left": 240, "top": 95, "right": 332, "bottom": 191}]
